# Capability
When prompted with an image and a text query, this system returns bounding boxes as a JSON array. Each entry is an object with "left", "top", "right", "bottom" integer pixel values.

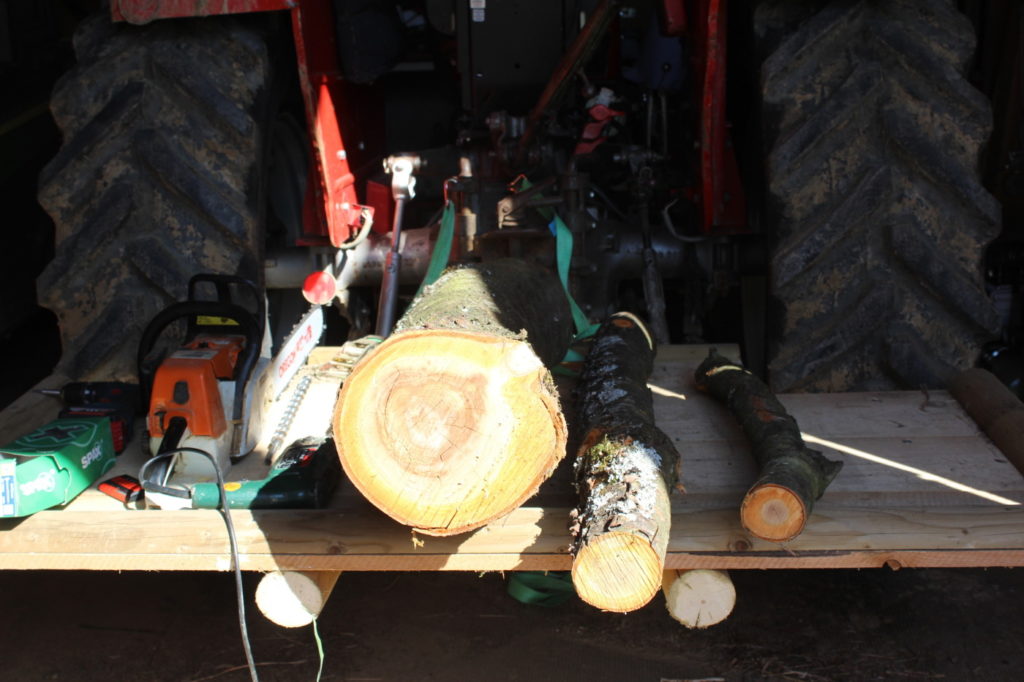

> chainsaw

[{"left": 137, "top": 274, "right": 325, "bottom": 509}]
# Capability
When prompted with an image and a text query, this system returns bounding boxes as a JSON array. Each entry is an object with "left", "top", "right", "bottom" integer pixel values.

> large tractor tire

[
  {"left": 757, "top": 0, "right": 1001, "bottom": 392},
  {"left": 37, "top": 14, "right": 274, "bottom": 381}
]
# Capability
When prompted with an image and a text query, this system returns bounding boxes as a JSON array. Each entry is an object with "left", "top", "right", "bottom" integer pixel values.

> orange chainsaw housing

[{"left": 147, "top": 335, "right": 246, "bottom": 438}]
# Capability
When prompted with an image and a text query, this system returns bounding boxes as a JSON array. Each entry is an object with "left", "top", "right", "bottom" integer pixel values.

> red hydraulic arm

[{"left": 689, "top": 0, "right": 746, "bottom": 233}]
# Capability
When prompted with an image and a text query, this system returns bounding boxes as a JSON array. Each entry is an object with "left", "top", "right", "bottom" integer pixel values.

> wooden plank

[
  {"left": 673, "top": 436, "right": 1024, "bottom": 506},
  {"left": 2, "top": 344, "right": 1024, "bottom": 573},
  {"left": 0, "top": 549, "right": 1018, "bottom": 571},
  {"left": 651, "top": 345, "right": 984, "bottom": 441},
  {"left": 1, "top": 504, "right": 1022, "bottom": 571},
  {"left": 654, "top": 344, "right": 741, "bottom": 366},
  {"left": 652, "top": 388, "right": 985, "bottom": 442},
  {"left": 650, "top": 346, "right": 1024, "bottom": 510},
  {"left": 0, "top": 371, "right": 68, "bottom": 445}
]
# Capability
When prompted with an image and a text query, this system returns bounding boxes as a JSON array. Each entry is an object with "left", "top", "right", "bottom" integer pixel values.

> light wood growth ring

[{"left": 334, "top": 329, "right": 566, "bottom": 536}]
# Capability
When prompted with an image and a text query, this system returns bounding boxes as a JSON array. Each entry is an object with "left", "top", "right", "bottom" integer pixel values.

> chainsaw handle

[
  {"left": 137, "top": 300, "right": 261, "bottom": 424},
  {"left": 186, "top": 274, "right": 264, "bottom": 335}
]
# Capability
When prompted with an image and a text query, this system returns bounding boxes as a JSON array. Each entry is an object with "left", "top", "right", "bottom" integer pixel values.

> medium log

[
  {"left": 662, "top": 569, "right": 736, "bottom": 629},
  {"left": 694, "top": 350, "right": 842, "bottom": 542},
  {"left": 570, "top": 312, "right": 681, "bottom": 612},
  {"left": 333, "top": 259, "right": 574, "bottom": 536},
  {"left": 255, "top": 570, "right": 341, "bottom": 628}
]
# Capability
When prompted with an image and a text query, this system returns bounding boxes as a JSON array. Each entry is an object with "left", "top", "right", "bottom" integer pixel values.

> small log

[
  {"left": 334, "top": 259, "right": 574, "bottom": 536},
  {"left": 949, "top": 368, "right": 1024, "bottom": 478},
  {"left": 570, "top": 312, "right": 681, "bottom": 612},
  {"left": 662, "top": 569, "right": 736, "bottom": 629},
  {"left": 255, "top": 570, "right": 341, "bottom": 628},
  {"left": 694, "top": 351, "right": 842, "bottom": 542}
]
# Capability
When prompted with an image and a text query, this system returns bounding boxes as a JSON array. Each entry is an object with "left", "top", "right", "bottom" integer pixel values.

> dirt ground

[{"left": 0, "top": 566, "right": 1021, "bottom": 681}]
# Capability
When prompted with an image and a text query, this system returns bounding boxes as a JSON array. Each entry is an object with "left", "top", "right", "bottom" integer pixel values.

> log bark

[
  {"left": 333, "top": 259, "right": 574, "bottom": 536},
  {"left": 570, "top": 312, "right": 681, "bottom": 612},
  {"left": 662, "top": 569, "right": 736, "bottom": 629},
  {"left": 255, "top": 570, "right": 341, "bottom": 628},
  {"left": 694, "top": 350, "right": 842, "bottom": 542}
]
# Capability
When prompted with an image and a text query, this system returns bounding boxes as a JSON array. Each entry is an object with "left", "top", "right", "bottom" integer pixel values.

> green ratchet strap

[
  {"left": 416, "top": 201, "right": 456, "bottom": 297},
  {"left": 550, "top": 213, "right": 600, "bottom": 342},
  {"left": 515, "top": 177, "right": 598, "bottom": 344},
  {"left": 416, "top": 183, "right": 598, "bottom": 365},
  {"left": 507, "top": 571, "right": 576, "bottom": 607}
]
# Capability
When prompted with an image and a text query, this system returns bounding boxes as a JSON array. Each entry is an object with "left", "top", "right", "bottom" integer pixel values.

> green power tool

[{"left": 191, "top": 437, "right": 340, "bottom": 510}]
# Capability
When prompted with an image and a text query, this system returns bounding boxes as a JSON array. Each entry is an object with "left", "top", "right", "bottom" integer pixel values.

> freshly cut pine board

[{"left": 1, "top": 345, "right": 1023, "bottom": 571}]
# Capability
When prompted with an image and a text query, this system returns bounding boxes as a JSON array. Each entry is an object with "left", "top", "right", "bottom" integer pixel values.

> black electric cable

[{"left": 139, "top": 448, "right": 260, "bottom": 682}]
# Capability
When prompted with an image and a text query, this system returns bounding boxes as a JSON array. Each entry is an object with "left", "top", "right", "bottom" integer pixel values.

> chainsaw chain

[
  {"left": 313, "top": 335, "right": 384, "bottom": 381},
  {"left": 265, "top": 335, "right": 383, "bottom": 461}
]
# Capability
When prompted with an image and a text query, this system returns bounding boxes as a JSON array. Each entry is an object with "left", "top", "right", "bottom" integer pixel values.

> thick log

[
  {"left": 333, "top": 259, "right": 574, "bottom": 536},
  {"left": 694, "top": 351, "right": 842, "bottom": 542},
  {"left": 570, "top": 312, "right": 681, "bottom": 612},
  {"left": 662, "top": 569, "right": 736, "bottom": 629},
  {"left": 255, "top": 570, "right": 340, "bottom": 628}
]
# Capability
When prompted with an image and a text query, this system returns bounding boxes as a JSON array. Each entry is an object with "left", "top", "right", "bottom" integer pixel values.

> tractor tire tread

[
  {"left": 37, "top": 14, "right": 272, "bottom": 381},
  {"left": 757, "top": 0, "right": 1000, "bottom": 391}
]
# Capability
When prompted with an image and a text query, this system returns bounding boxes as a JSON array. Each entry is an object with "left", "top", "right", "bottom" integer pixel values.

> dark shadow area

[
  {"left": 0, "top": 308, "right": 60, "bottom": 409},
  {"left": 0, "top": 1, "right": 93, "bottom": 412},
  {"left": 1, "top": 567, "right": 1022, "bottom": 681}
]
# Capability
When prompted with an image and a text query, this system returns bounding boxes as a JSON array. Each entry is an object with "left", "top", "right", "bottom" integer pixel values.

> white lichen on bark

[{"left": 573, "top": 437, "right": 668, "bottom": 548}]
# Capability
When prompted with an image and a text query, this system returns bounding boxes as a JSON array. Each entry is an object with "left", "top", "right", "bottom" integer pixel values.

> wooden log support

[
  {"left": 949, "top": 368, "right": 1024, "bottom": 479},
  {"left": 255, "top": 570, "right": 341, "bottom": 628},
  {"left": 570, "top": 312, "right": 682, "bottom": 612},
  {"left": 694, "top": 350, "right": 843, "bottom": 542},
  {"left": 662, "top": 569, "right": 736, "bottom": 629},
  {"left": 333, "top": 259, "right": 574, "bottom": 536}
]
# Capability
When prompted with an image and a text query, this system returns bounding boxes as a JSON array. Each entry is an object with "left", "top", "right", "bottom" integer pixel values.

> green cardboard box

[{"left": 0, "top": 418, "right": 116, "bottom": 517}]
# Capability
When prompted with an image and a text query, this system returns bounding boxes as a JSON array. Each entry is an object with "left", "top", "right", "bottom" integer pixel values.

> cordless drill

[{"left": 39, "top": 381, "right": 140, "bottom": 454}]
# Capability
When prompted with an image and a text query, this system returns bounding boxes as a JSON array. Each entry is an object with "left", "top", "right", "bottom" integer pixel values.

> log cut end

[
  {"left": 255, "top": 571, "right": 341, "bottom": 628},
  {"left": 334, "top": 329, "right": 566, "bottom": 536},
  {"left": 662, "top": 569, "right": 736, "bottom": 629},
  {"left": 572, "top": 532, "right": 663, "bottom": 612},
  {"left": 740, "top": 483, "right": 807, "bottom": 542}
]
